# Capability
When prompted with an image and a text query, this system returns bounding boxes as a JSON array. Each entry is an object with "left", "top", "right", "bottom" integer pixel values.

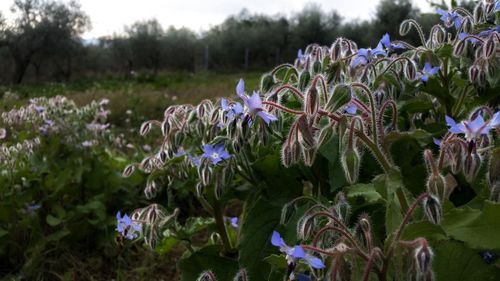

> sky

[{"left": 0, "top": 0, "right": 434, "bottom": 39}]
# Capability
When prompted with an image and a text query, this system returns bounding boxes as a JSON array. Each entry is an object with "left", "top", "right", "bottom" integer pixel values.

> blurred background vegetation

[{"left": 0, "top": 0, "right": 475, "bottom": 85}]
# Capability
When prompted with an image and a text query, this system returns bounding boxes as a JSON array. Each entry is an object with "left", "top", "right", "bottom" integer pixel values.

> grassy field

[{"left": 1, "top": 71, "right": 262, "bottom": 128}]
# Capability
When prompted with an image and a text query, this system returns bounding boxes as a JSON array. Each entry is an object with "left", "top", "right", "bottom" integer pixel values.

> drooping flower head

[
  {"left": 271, "top": 231, "right": 325, "bottom": 269},
  {"left": 229, "top": 217, "right": 238, "bottom": 228},
  {"left": 446, "top": 112, "right": 500, "bottom": 141},
  {"left": 420, "top": 63, "right": 440, "bottom": 82},
  {"left": 236, "top": 79, "right": 278, "bottom": 125},
  {"left": 437, "top": 9, "right": 462, "bottom": 29},
  {"left": 116, "top": 211, "right": 141, "bottom": 240},
  {"left": 202, "top": 143, "right": 231, "bottom": 165},
  {"left": 351, "top": 43, "right": 387, "bottom": 67},
  {"left": 458, "top": 32, "right": 478, "bottom": 44}
]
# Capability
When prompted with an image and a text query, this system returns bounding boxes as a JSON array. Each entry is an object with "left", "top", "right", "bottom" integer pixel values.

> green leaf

[
  {"left": 46, "top": 214, "right": 62, "bottom": 226},
  {"left": 325, "top": 84, "right": 352, "bottom": 112},
  {"left": 433, "top": 240, "right": 500, "bottom": 281},
  {"left": 442, "top": 201, "right": 500, "bottom": 250},
  {"left": 179, "top": 245, "right": 238, "bottom": 281},
  {"left": 345, "top": 183, "right": 383, "bottom": 205},
  {"left": 401, "top": 220, "right": 447, "bottom": 241},
  {"left": 264, "top": 254, "right": 288, "bottom": 269},
  {"left": 156, "top": 236, "right": 179, "bottom": 255}
]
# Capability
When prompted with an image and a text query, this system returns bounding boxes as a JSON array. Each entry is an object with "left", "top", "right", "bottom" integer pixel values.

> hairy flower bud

[
  {"left": 197, "top": 271, "right": 218, "bottom": 281},
  {"left": 260, "top": 73, "right": 275, "bottom": 93},
  {"left": 485, "top": 2, "right": 495, "bottom": 15},
  {"left": 335, "top": 192, "right": 351, "bottom": 222},
  {"left": 122, "top": 164, "right": 136, "bottom": 177},
  {"left": 326, "top": 84, "right": 352, "bottom": 113},
  {"left": 426, "top": 174, "right": 447, "bottom": 202},
  {"left": 312, "top": 60, "right": 322, "bottom": 75},
  {"left": 302, "top": 147, "right": 317, "bottom": 166},
  {"left": 305, "top": 86, "right": 320, "bottom": 117},
  {"left": 341, "top": 147, "right": 361, "bottom": 184},
  {"left": 453, "top": 39, "right": 467, "bottom": 57},
  {"left": 473, "top": 2, "right": 485, "bottom": 23},
  {"left": 140, "top": 121, "right": 153, "bottom": 136},
  {"left": 414, "top": 240, "right": 433, "bottom": 276},
  {"left": 463, "top": 152, "right": 482, "bottom": 183},
  {"left": 399, "top": 20, "right": 411, "bottom": 36},
  {"left": 233, "top": 269, "right": 248, "bottom": 281},
  {"left": 468, "top": 65, "right": 480, "bottom": 84},
  {"left": 488, "top": 149, "right": 500, "bottom": 188},
  {"left": 483, "top": 36, "right": 496, "bottom": 59},
  {"left": 297, "top": 115, "right": 316, "bottom": 148},
  {"left": 331, "top": 39, "right": 343, "bottom": 61},
  {"left": 299, "top": 70, "right": 311, "bottom": 91},
  {"left": 281, "top": 143, "right": 293, "bottom": 168},
  {"left": 461, "top": 17, "right": 473, "bottom": 34},
  {"left": 423, "top": 195, "right": 442, "bottom": 224},
  {"left": 404, "top": 60, "right": 418, "bottom": 81}
]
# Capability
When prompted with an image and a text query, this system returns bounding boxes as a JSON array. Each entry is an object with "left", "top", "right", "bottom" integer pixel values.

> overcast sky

[{"left": 0, "top": 0, "right": 434, "bottom": 38}]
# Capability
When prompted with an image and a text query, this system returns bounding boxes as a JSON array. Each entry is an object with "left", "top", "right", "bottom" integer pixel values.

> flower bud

[
  {"left": 433, "top": 26, "right": 446, "bottom": 45},
  {"left": 414, "top": 240, "right": 433, "bottom": 275},
  {"left": 485, "top": 2, "right": 495, "bottom": 15},
  {"left": 468, "top": 65, "right": 480, "bottom": 84},
  {"left": 426, "top": 174, "right": 447, "bottom": 202},
  {"left": 195, "top": 181, "right": 204, "bottom": 197},
  {"left": 341, "top": 147, "right": 361, "bottom": 184},
  {"left": 331, "top": 40, "right": 342, "bottom": 61},
  {"left": 490, "top": 182, "right": 500, "bottom": 203},
  {"left": 461, "top": 17, "right": 473, "bottom": 34},
  {"left": 404, "top": 60, "right": 418, "bottom": 81},
  {"left": 462, "top": 152, "right": 482, "bottom": 183},
  {"left": 326, "top": 84, "right": 352, "bottom": 113},
  {"left": 483, "top": 36, "right": 496, "bottom": 59},
  {"left": 311, "top": 60, "right": 322, "bottom": 75},
  {"left": 260, "top": 73, "right": 275, "bottom": 93},
  {"left": 122, "top": 164, "right": 136, "bottom": 177},
  {"left": 317, "top": 125, "right": 334, "bottom": 148},
  {"left": 453, "top": 39, "right": 467, "bottom": 57},
  {"left": 478, "top": 68, "right": 486, "bottom": 86},
  {"left": 488, "top": 149, "right": 500, "bottom": 187},
  {"left": 473, "top": 2, "right": 484, "bottom": 23},
  {"left": 302, "top": 147, "right": 317, "bottom": 166},
  {"left": 423, "top": 195, "right": 442, "bottom": 224},
  {"left": 197, "top": 271, "right": 218, "bottom": 281},
  {"left": 297, "top": 115, "right": 316, "bottom": 148},
  {"left": 399, "top": 20, "right": 411, "bottom": 36},
  {"left": 233, "top": 269, "right": 248, "bottom": 281},
  {"left": 140, "top": 121, "right": 153, "bottom": 136},
  {"left": 305, "top": 86, "right": 320, "bottom": 117},
  {"left": 281, "top": 143, "right": 293, "bottom": 168},
  {"left": 299, "top": 70, "right": 311, "bottom": 91},
  {"left": 335, "top": 192, "right": 351, "bottom": 221}
]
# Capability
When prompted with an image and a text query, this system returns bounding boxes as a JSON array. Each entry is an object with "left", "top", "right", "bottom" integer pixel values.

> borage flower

[
  {"left": 271, "top": 231, "right": 325, "bottom": 269},
  {"left": 420, "top": 63, "right": 440, "bottom": 82},
  {"left": 236, "top": 79, "right": 278, "bottom": 125},
  {"left": 379, "top": 33, "right": 405, "bottom": 51},
  {"left": 202, "top": 143, "right": 231, "bottom": 165},
  {"left": 116, "top": 211, "right": 141, "bottom": 240},
  {"left": 446, "top": 112, "right": 500, "bottom": 141},
  {"left": 437, "top": 9, "right": 462, "bottom": 29},
  {"left": 351, "top": 43, "right": 387, "bottom": 67},
  {"left": 297, "top": 49, "right": 306, "bottom": 64},
  {"left": 229, "top": 217, "right": 238, "bottom": 228},
  {"left": 221, "top": 98, "right": 244, "bottom": 121}
]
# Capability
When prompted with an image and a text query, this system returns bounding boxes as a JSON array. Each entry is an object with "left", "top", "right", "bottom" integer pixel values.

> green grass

[{"left": 0, "top": 71, "right": 263, "bottom": 128}]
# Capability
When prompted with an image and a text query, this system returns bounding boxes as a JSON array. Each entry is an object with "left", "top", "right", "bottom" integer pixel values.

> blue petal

[
  {"left": 292, "top": 246, "right": 305, "bottom": 259},
  {"left": 271, "top": 231, "right": 286, "bottom": 247},
  {"left": 433, "top": 138, "right": 441, "bottom": 147},
  {"left": 236, "top": 79, "right": 245, "bottom": 97},
  {"left": 421, "top": 74, "right": 429, "bottom": 82},
  {"left": 221, "top": 98, "right": 229, "bottom": 110},
  {"left": 490, "top": 112, "right": 500, "bottom": 127},
  {"left": 380, "top": 33, "right": 391, "bottom": 48},
  {"left": 467, "top": 115, "right": 485, "bottom": 134},
  {"left": 258, "top": 111, "right": 278, "bottom": 125},
  {"left": 445, "top": 115, "right": 457, "bottom": 127},
  {"left": 306, "top": 255, "right": 325, "bottom": 269}
]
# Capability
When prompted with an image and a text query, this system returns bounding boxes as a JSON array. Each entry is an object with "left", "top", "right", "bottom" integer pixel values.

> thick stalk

[{"left": 213, "top": 200, "right": 233, "bottom": 254}]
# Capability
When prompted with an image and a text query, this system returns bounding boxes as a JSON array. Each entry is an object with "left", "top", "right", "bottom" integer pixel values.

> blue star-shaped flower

[
  {"left": 351, "top": 43, "right": 387, "bottom": 67},
  {"left": 446, "top": 112, "right": 500, "bottom": 141},
  {"left": 379, "top": 33, "right": 405, "bottom": 51},
  {"left": 116, "top": 211, "right": 141, "bottom": 240},
  {"left": 236, "top": 79, "right": 278, "bottom": 125},
  {"left": 437, "top": 9, "right": 462, "bottom": 30},
  {"left": 271, "top": 231, "right": 325, "bottom": 269},
  {"left": 202, "top": 143, "right": 231, "bottom": 165},
  {"left": 420, "top": 63, "right": 440, "bottom": 82}
]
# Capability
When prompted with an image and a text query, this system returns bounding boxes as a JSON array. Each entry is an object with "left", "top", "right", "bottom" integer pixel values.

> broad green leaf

[
  {"left": 433, "top": 241, "right": 500, "bottom": 281},
  {"left": 345, "top": 183, "right": 383, "bottom": 204},
  {"left": 264, "top": 254, "right": 288, "bottom": 269},
  {"left": 401, "top": 220, "right": 447, "bottom": 241},
  {"left": 179, "top": 245, "right": 238, "bottom": 281},
  {"left": 46, "top": 214, "right": 62, "bottom": 226},
  {"left": 442, "top": 201, "right": 500, "bottom": 250}
]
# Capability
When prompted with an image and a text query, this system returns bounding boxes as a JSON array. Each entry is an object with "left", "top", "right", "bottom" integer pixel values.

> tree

[
  {"left": 0, "top": 0, "right": 89, "bottom": 84},
  {"left": 126, "top": 19, "right": 164, "bottom": 76}
]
